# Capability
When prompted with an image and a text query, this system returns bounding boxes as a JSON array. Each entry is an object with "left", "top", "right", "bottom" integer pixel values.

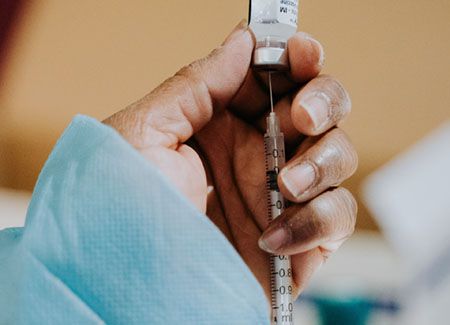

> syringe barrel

[
  {"left": 264, "top": 117, "right": 285, "bottom": 222},
  {"left": 270, "top": 255, "right": 293, "bottom": 324},
  {"left": 264, "top": 114, "right": 293, "bottom": 324}
]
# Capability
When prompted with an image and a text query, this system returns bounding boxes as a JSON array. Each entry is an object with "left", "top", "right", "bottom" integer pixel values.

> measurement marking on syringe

[{"left": 264, "top": 111, "right": 293, "bottom": 325}]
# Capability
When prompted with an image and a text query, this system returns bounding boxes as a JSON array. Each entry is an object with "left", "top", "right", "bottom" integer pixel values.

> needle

[{"left": 269, "top": 71, "right": 274, "bottom": 113}]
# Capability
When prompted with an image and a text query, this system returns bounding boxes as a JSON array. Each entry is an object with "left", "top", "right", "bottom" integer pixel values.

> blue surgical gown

[{"left": 0, "top": 115, "right": 269, "bottom": 324}]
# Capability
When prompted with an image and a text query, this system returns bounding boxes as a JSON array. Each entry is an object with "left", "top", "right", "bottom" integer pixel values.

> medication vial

[{"left": 249, "top": 0, "right": 299, "bottom": 70}]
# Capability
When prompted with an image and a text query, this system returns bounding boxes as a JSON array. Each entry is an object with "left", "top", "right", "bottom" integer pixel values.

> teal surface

[
  {"left": 0, "top": 115, "right": 269, "bottom": 324},
  {"left": 316, "top": 297, "right": 371, "bottom": 325}
]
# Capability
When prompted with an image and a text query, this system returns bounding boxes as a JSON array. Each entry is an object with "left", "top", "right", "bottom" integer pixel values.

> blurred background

[{"left": 0, "top": 1, "right": 449, "bottom": 324}]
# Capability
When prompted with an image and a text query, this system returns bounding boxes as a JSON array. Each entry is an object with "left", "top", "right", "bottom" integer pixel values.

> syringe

[{"left": 264, "top": 72, "right": 293, "bottom": 324}]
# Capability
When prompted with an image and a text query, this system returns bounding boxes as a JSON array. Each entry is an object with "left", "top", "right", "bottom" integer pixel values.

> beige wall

[{"left": 0, "top": 0, "right": 449, "bottom": 229}]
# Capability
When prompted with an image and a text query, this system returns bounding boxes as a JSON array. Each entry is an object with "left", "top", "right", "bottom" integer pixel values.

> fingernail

[
  {"left": 222, "top": 19, "right": 248, "bottom": 45},
  {"left": 301, "top": 33, "right": 325, "bottom": 68},
  {"left": 281, "top": 163, "right": 316, "bottom": 198},
  {"left": 299, "top": 91, "right": 331, "bottom": 131},
  {"left": 259, "top": 227, "right": 290, "bottom": 253}
]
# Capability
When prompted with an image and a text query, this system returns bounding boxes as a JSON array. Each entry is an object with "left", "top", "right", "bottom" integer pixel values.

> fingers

[
  {"left": 288, "top": 32, "right": 325, "bottom": 83},
  {"left": 279, "top": 128, "right": 358, "bottom": 202},
  {"left": 104, "top": 20, "right": 254, "bottom": 148},
  {"left": 255, "top": 75, "right": 351, "bottom": 148},
  {"left": 291, "top": 75, "right": 351, "bottom": 136},
  {"left": 258, "top": 187, "right": 357, "bottom": 255},
  {"left": 229, "top": 32, "right": 324, "bottom": 118}
]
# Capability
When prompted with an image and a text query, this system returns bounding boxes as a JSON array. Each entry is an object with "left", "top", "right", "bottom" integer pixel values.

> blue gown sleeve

[{"left": 0, "top": 115, "right": 269, "bottom": 324}]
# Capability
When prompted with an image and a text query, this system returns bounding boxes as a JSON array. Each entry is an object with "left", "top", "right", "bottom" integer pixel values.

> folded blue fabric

[{"left": 0, "top": 115, "right": 269, "bottom": 324}]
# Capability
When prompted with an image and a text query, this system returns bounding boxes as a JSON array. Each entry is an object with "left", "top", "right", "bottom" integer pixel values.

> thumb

[{"left": 104, "top": 20, "right": 253, "bottom": 149}]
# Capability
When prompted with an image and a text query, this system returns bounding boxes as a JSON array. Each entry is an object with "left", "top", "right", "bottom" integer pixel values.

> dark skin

[{"left": 104, "top": 21, "right": 358, "bottom": 303}]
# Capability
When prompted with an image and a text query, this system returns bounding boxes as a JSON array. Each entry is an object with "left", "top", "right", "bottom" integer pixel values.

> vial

[{"left": 249, "top": 0, "right": 299, "bottom": 71}]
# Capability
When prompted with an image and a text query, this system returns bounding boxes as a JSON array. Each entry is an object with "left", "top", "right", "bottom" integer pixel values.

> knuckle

[
  {"left": 301, "top": 129, "right": 358, "bottom": 189},
  {"left": 283, "top": 187, "right": 357, "bottom": 250},
  {"left": 178, "top": 47, "right": 222, "bottom": 80},
  {"left": 290, "top": 128, "right": 359, "bottom": 201},
  {"left": 315, "top": 75, "right": 351, "bottom": 116},
  {"left": 334, "top": 187, "right": 358, "bottom": 229},
  {"left": 309, "top": 187, "right": 357, "bottom": 236},
  {"left": 287, "top": 204, "right": 329, "bottom": 242},
  {"left": 325, "top": 128, "right": 359, "bottom": 178},
  {"left": 177, "top": 61, "right": 201, "bottom": 80}
]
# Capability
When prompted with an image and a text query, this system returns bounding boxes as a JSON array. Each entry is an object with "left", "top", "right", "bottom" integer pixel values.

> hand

[{"left": 104, "top": 20, "right": 358, "bottom": 301}]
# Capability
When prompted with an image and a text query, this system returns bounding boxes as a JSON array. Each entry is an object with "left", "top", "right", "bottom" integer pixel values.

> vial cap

[{"left": 252, "top": 39, "right": 289, "bottom": 71}]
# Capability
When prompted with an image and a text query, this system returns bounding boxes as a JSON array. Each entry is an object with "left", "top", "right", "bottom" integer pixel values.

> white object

[
  {"left": 362, "top": 120, "right": 450, "bottom": 325},
  {"left": 0, "top": 188, "right": 31, "bottom": 230},
  {"left": 362, "top": 120, "right": 450, "bottom": 272}
]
